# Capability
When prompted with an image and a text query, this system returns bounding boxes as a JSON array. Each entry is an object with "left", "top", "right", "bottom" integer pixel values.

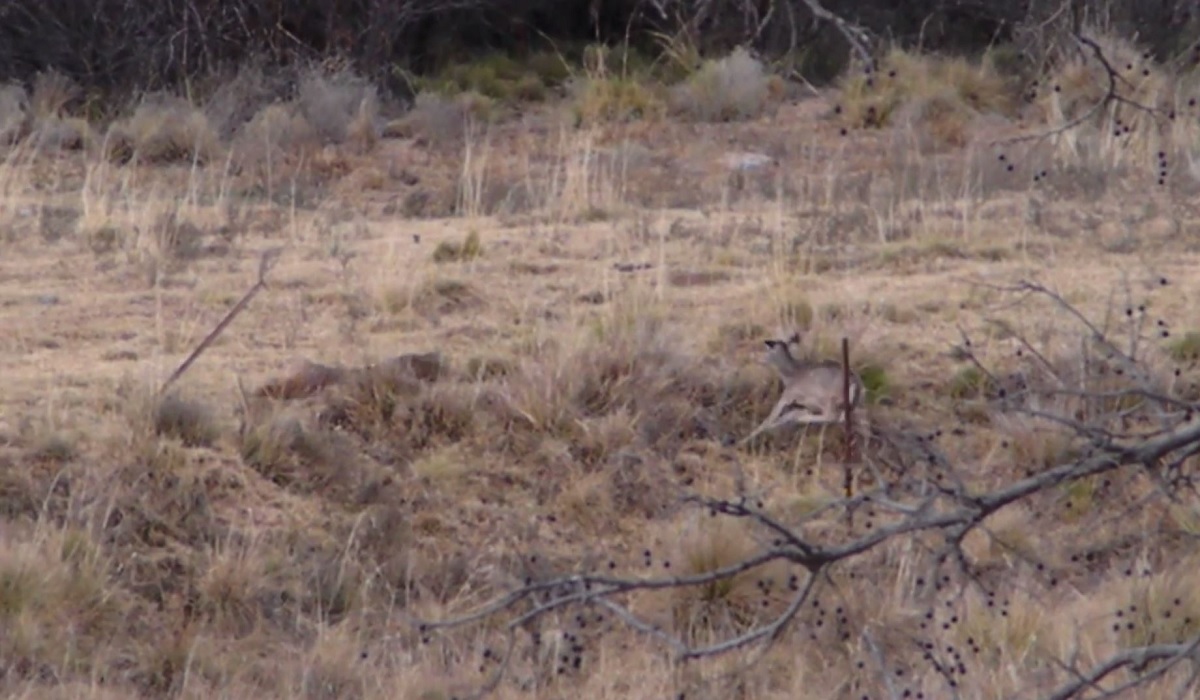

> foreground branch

[{"left": 1042, "top": 636, "right": 1200, "bottom": 700}]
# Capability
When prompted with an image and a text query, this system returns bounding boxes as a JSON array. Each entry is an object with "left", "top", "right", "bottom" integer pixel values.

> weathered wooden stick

[{"left": 158, "top": 247, "right": 282, "bottom": 396}]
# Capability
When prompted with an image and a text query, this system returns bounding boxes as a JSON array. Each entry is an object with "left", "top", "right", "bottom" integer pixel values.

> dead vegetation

[{"left": 2, "top": 26, "right": 1200, "bottom": 700}]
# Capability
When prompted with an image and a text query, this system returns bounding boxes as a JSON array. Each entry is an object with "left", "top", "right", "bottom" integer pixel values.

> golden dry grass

[{"left": 2, "top": 42, "right": 1200, "bottom": 700}]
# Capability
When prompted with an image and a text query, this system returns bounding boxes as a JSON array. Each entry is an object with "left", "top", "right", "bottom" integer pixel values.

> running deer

[{"left": 740, "top": 331, "right": 866, "bottom": 446}]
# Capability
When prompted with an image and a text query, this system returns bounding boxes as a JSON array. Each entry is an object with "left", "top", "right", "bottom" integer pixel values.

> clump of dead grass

[
  {"left": 28, "top": 70, "right": 79, "bottom": 118},
  {"left": 387, "top": 90, "right": 497, "bottom": 146},
  {"left": 706, "top": 320, "right": 771, "bottom": 355},
  {"left": 148, "top": 210, "right": 209, "bottom": 264},
  {"left": 431, "top": 229, "right": 483, "bottom": 262},
  {"left": 222, "top": 65, "right": 381, "bottom": 181},
  {"left": 295, "top": 67, "right": 380, "bottom": 151},
  {"left": 947, "top": 365, "right": 995, "bottom": 399},
  {"left": 994, "top": 414, "right": 1081, "bottom": 476},
  {"left": 414, "top": 52, "right": 566, "bottom": 103},
  {"left": 0, "top": 524, "right": 127, "bottom": 683},
  {"left": 777, "top": 292, "right": 815, "bottom": 331},
  {"left": 238, "top": 405, "right": 370, "bottom": 504},
  {"left": 409, "top": 277, "right": 485, "bottom": 317},
  {"left": 499, "top": 302, "right": 722, "bottom": 467},
  {"left": 154, "top": 393, "right": 220, "bottom": 448},
  {"left": 243, "top": 354, "right": 468, "bottom": 486},
  {"left": 24, "top": 429, "right": 78, "bottom": 465},
  {"left": 835, "top": 47, "right": 1020, "bottom": 147},
  {"left": 1030, "top": 29, "right": 1200, "bottom": 172},
  {"left": 566, "top": 49, "right": 672, "bottom": 127},
  {"left": 289, "top": 624, "right": 368, "bottom": 697},
  {"left": 1087, "top": 552, "right": 1200, "bottom": 651},
  {"left": 569, "top": 75, "right": 666, "bottom": 125},
  {"left": 648, "top": 515, "right": 791, "bottom": 647},
  {"left": 0, "top": 82, "right": 31, "bottom": 145},
  {"left": 106, "top": 95, "right": 221, "bottom": 164},
  {"left": 26, "top": 116, "right": 94, "bottom": 152},
  {"left": 193, "top": 540, "right": 268, "bottom": 637},
  {"left": 16, "top": 69, "right": 94, "bottom": 152},
  {"left": 464, "top": 355, "right": 514, "bottom": 380},
  {"left": 201, "top": 59, "right": 291, "bottom": 140},
  {"left": 565, "top": 45, "right": 668, "bottom": 125},
  {"left": 396, "top": 383, "right": 479, "bottom": 451},
  {"left": 231, "top": 102, "right": 321, "bottom": 178}
]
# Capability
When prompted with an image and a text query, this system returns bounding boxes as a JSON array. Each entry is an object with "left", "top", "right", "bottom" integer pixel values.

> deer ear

[{"left": 787, "top": 332, "right": 801, "bottom": 344}]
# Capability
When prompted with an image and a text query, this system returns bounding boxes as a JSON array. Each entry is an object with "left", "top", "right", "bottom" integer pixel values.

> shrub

[
  {"left": 668, "top": 47, "right": 779, "bottom": 122},
  {"left": 431, "top": 230, "right": 483, "bottom": 263},
  {"left": 1166, "top": 331, "right": 1200, "bottom": 363},
  {"left": 834, "top": 47, "right": 1019, "bottom": 139},
  {"left": 109, "top": 95, "right": 221, "bottom": 164},
  {"left": 1029, "top": 29, "right": 1198, "bottom": 173},
  {"left": 295, "top": 68, "right": 380, "bottom": 148},
  {"left": 154, "top": 394, "right": 220, "bottom": 448},
  {"left": 389, "top": 90, "right": 495, "bottom": 146},
  {"left": 418, "top": 53, "right": 562, "bottom": 102},
  {"left": 0, "top": 83, "right": 30, "bottom": 145},
  {"left": 232, "top": 102, "right": 321, "bottom": 175},
  {"left": 570, "top": 76, "right": 665, "bottom": 125},
  {"left": 201, "top": 60, "right": 291, "bottom": 140}
]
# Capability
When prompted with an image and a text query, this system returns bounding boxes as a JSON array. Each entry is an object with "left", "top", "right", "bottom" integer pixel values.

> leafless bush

[
  {"left": 28, "top": 69, "right": 80, "bottom": 120},
  {"left": 668, "top": 47, "right": 779, "bottom": 122},
  {"left": 107, "top": 94, "right": 221, "bottom": 164},
  {"left": 393, "top": 91, "right": 494, "bottom": 146},
  {"left": 202, "top": 60, "right": 293, "bottom": 141},
  {"left": 296, "top": 68, "right": 381, "bottom": 148},
  {"left": 0, "top": 83, "right": 29, "bottom": 145},
  {"left": 231, "top": 103, "right": 321, "bottom": 179}
]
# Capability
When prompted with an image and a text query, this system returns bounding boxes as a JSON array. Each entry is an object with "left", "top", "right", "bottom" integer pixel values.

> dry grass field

[{"left": 2, "top": 36, "right": 1200, "bottom": 700}]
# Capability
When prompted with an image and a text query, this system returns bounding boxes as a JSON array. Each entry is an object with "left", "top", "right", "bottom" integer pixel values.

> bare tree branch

[
  {"left": 793, "top": 0, "right": 875, "bottom": 68},
  {"left": 1040, "top": 636, "right": 1200, "bottom": 700}
]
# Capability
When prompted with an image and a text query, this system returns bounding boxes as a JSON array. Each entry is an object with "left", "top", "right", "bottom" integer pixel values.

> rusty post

[{"left": 841, "top": 337, "right": 856, "bottom": 499}]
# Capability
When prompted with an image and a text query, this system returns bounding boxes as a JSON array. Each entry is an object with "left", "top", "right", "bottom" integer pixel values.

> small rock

[{"left": 721, "top": 151, "right": 775, "bottom": 172}]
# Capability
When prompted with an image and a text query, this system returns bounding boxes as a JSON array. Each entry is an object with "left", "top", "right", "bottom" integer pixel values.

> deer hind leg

[
  {"left": 739, "top": 415, "right": 775, "bottom": 446},
  {"left": 740, "top": 397, "right": 790, "bottom": 445},
  {"left": 740, "top": 396, "right": 822, "bottom": 446},
  {"left": 814, "top": 422, "right": 830, "bottom": 464}
]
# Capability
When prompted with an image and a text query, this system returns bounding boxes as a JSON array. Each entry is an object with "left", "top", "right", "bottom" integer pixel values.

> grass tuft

[
  {"left": 1166, "top": 331, "right": 1200, "bottom": 363},
  {"left": 570, "top": 76, "right": 665, "bottom": 125},
  {"left": 432, "top": 229, "right": 484, "bottom": 262},
  {"left": 112, "top": 95, "right": 221, "bottom": 164},
  {"left": 835, "top": 47, "right": 1018, "bottom": 145},
  {"left": 154, "top": 393, "right": 220, "bottom": 447}
]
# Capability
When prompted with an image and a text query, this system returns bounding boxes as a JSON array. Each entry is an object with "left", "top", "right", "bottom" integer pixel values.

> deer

[{"left": 739, "top": 331, "right": 866, "bottom": 447}]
